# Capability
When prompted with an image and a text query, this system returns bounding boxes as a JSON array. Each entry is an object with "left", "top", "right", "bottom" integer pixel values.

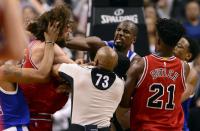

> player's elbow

[{"left": 33, "top": 72, "right": 50, "bottom": 83}]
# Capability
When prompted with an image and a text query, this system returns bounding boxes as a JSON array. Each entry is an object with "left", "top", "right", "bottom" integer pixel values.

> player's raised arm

[
  {"left": 0, "top": 0, "right": 27, "bottom": 60},
  {"left": 65, "top": 36, "right": 106, "bottom": 52}
]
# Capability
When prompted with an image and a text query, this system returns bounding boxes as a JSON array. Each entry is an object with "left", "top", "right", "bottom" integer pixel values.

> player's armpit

[
  {"left": 120, "top": 58, "right": 145, "bottom": 108},
  {"left": 52, "top": 64, "right": 61, "bottom": 77}
]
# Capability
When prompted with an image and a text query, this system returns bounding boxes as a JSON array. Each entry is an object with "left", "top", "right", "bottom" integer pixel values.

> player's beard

[
  {"left": 114, "top": 35, "right": 126, "bottom": 52},
  {"left": 115, "top": 42, "right": 126, "bottom": 52}
]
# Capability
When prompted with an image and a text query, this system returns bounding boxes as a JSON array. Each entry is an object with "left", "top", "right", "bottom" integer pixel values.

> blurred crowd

[{"left": 19, "top": 0, "right": 200, "bottom": 57}]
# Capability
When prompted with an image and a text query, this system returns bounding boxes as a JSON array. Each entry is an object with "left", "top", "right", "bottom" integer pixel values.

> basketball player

[
  {"left": 66, "top": 20, "right": 141, "bottom": 64},
  {"left": 119, "top": 18, "right": 188, "bottom": 131},
  {"left": 52, "top": 46, "right": 130, "bottom": 131},
  {"left": 0, "top": 0, "right": 27, "bottom": 60},
  {"left": 173, "top": 36, "right": 200, "bottom": 102},
  {"left": 19, "top": 5, "right": 74, "bottom": 131},
  {"left": 173, "top": 36, "right": 200, "bottom": 131},
  {"left": 0, "top": 21, "right": 58, "bottom": 131}
]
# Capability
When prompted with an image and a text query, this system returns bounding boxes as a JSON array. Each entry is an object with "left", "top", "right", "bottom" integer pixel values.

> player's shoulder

[
  {"left": 131, "top": 56, "right": 145, "bottom": 68},
  {"left": 30, "top": 40, "right": 45, "bottom": 52},
  {"left": 103, "top": 40, "right": 115, "bottom": 48},
  {"left": 130, "top": 54, "right": 142, "bottom": 65},
  {"left": 128, "top": 56, "right": 145, "bottom": 77}
]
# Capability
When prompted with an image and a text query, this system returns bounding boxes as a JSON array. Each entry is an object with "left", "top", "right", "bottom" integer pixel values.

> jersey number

[
  {"left": 95, "top": 73, "right": 109, "bottom": 88},
  {"left": 147, "top": 84, "right": 175, "bottom": 110}
]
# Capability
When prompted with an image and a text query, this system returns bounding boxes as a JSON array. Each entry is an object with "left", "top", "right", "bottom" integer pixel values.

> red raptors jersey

[
  {"left": 19, "top": 40, "right": 68, "bottom": 114},
  {"left": 130, "top": 54, "right": 186, "bottom": 131}
]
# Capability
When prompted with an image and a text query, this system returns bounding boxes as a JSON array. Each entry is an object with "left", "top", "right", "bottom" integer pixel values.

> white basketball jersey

[{"left": 58, "top": 64, "right": 124, "bottom": 128}]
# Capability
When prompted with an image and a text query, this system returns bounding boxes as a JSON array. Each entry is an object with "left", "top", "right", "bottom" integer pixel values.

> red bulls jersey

[
  {"left": 19, "top": 40, "right": 68, "bottom": 114},
  {"left": 130, "top": 54, "right": 186, "bottom": 131}
]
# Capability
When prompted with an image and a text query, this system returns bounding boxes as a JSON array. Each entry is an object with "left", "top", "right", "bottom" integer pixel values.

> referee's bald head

[{"left": 94, "top": 46, "right": 118, "bottom": 71}]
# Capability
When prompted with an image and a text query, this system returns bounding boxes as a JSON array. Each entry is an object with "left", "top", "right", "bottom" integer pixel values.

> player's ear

[
  {"left": 94, "top": 56, "right": 98, "bottom": 66},
  {"left": 185, "top": 52, "right": 192, "bottom": 62},
  {"left": 94, "top": 60, "right": 98, "bottom": 66},
  {"left": 132, "top": 35, "right": 137, "bottom": 44}
]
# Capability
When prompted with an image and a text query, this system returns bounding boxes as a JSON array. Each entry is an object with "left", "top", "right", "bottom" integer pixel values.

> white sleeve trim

[
  {"left": 136, "top": 57, "right": 148, "bottom": 88},
  {"left": 181, "top": 61, "right": 187, "bottom": 90}
]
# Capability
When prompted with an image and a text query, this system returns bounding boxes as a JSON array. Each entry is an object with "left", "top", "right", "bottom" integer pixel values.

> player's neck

[
  {"left": 121, "top": 48, "right": 130, "bottom": 56},
  {"left": 96, "top": 66, "right": 112, "bottom": 72},
  {"left": 155, "top": 51, "right": 174, "bottom": 58}
]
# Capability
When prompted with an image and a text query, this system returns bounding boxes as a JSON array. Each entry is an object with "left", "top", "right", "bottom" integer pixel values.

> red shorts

[
  {"left": 29, "top": 113, "right": 53, "bottom": 131},
  {"left": 29, "top": 120, "right": 52, "bottom": 131}
]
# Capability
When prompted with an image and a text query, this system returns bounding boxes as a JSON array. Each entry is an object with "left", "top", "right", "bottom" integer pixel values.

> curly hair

[
  {"left": 27, "top": 5, "right": 71, "bottom": 41},
  {"left": 156, "top": 18, "right": 185, "bottom": 47}
]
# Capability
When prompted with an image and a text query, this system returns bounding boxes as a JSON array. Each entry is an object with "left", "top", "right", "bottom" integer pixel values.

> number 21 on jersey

[{"left": 147, "top": 83, "right": 175, "bottom": 110}]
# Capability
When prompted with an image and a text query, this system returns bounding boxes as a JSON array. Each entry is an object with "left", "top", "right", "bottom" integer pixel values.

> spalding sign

[{"left": 93, "top": 7, "right": 144, "bottom": 25}]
